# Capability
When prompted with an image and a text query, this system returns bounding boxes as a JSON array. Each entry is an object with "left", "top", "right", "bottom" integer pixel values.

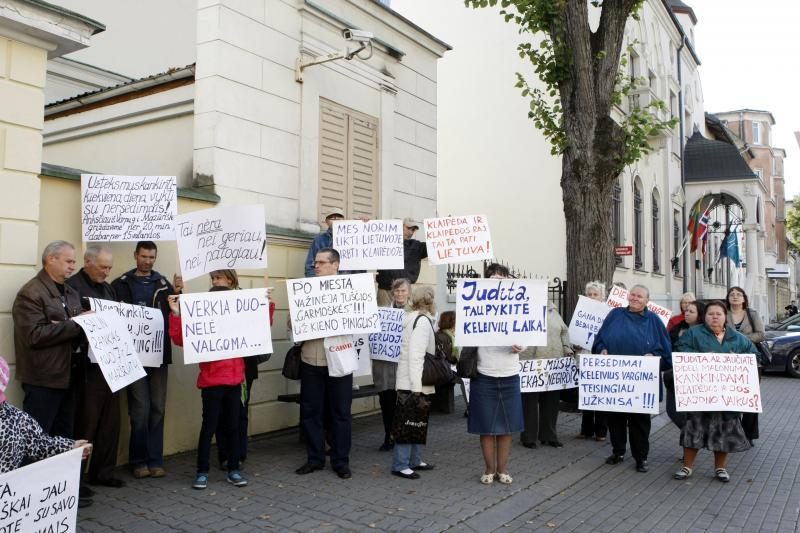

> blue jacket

[
  {"left": 675, "top": 324, "right": 756, "bottom": 355},
  {"left": 592, "top": 307, "right": 672, "bottom": 371},
  {"left": 304, "top": 230, "right": 332, "bottom": 277}
]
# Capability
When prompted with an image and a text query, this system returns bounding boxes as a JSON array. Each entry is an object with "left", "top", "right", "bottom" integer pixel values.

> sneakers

[
  {"left": 227, "top": 471, "right": 248, "bottom": 487},
  {"left": 193, "top": 473, "right": 208, "bottom": 490}
]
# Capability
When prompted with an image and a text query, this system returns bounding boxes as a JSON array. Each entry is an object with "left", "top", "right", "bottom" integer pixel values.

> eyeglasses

[{"left": 314, "top": 260, "right": 334, "bottom": 265}]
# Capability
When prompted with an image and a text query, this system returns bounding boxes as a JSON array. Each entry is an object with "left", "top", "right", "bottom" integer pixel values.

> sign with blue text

[
  {"left": 287, "top": 273, "right": 380, "bottom": 342},
  {"left": 519, "top": 357, "right": 578, "bottom": 392},
  {"left": 179, "top": 288, "right": 273, "bottom": 364},
  {"left": 578, "top": 354, "right": 660, "bottom": 414},
  {"left": 333, "top": 219, "right": 404, "bottom": 270},
  {"left": 0, "top": 447, "right": 83, "bottom": 533},
  {"left": 365, "top": 308, "right": 405, "bottom": 363},
  {"left": 673, "top": 352, "right": 762, "bottom": 413},
  {"left": 455, "top": 278, "right": 548, "bottom": 347},
  {"left": 568, "top": 296, "right": 612, "bottom": 351}
]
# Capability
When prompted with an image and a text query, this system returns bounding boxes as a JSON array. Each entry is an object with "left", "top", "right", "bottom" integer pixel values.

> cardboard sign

[
  {"left": 673, "top": 352, "right": 762, "bottom": 413},
  {"left": 455, "top": 278, "right": 548, "bottom": 347},
  {"left": 287, "top": 273, "right": 380, "bottom": 342},
  {"left": 175, "top": 204, "right": 267, "bottom": 281},
  {"left": 89, "top": 298, "right": 164, "bottom": 367},
  {"left": 568, "top": 296, "right": 612, "bottom": 351},
  {"left": 0, "top": 447, "right": 83, "bottom": 533},
  {"left": 333, "top": 219, "right": 404, "bottom": 270},
  {"left": 366, "top": 308, "right": 405, "bottom": 363},
  {"left": 81, "top": 174, "right": 176, "bottom": 241},
  {"left": 605, "top": 285, "right": 671, "bottom": 326},
  {"left": 578, "top": 354, "right": 660, "bottom": 414},
  {"left": 73, "top": 313, "right": 146, "bottom": 393},
  {"left": 424, "top": 215, "right": 492, "bottom": 265},
  {"left": 519, "top": 357, "right": 578, "bottom": 392},
  {"left": 179, "top": 288, "right": 273, "bottom": 364}
]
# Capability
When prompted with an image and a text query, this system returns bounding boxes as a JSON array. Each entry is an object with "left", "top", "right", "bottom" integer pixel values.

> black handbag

[
  {"left": 391, "top": 390, "right": 431, "bottom": 445},
  {"left": 456, "top": 346, "right": 478, "bottom": 379},
  {"left": 281, "top": 343, "right": 303, "bottom": 380},
  {"left": 255, "top": 352, "right": 272, "bottom": 365},
  {"left": 415, "top": 316, "right": 456, "bottom": 386}
]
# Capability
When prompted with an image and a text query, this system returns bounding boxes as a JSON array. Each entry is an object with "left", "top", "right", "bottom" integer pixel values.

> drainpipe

[{"left": 678, "top": 35, "right": 687, "bottom": 293}]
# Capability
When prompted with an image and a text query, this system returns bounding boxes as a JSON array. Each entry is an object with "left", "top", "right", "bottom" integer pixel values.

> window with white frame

[{"left": 752, "top": 121, "right": 761, "bottom": 144}]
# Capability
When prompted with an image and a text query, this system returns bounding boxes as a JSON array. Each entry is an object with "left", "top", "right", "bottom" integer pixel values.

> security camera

[{"left": 342, "top": 28, "right": 374, "bottom": 43}]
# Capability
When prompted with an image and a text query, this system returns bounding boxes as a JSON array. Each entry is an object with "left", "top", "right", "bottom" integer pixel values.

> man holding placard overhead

[
  {"left": 592, "top": 284, "right": 671, "bottom": 473},
  {"left": 304, "top": 212, "right": 345, "bottom": 277},
  {"left": 111, "top": 241, "right": 178, "bottom": 479},
  {"left": 375, "top": 218, "right": 428, "bottom": 307}
]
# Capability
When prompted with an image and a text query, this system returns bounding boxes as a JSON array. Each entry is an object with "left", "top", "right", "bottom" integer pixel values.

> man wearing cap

[
  {"left": 304, "top": 212, "right": 345, "bottom": 277},
  {"left": 375, "top": 218, "right": 428, "bottom": 306}
]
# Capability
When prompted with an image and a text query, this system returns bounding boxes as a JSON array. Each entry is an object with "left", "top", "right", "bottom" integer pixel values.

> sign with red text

[
  {"left": 605, "top": 285, "right": 671, "bottom": 327},
  {"left": 568, "top": 296, "right": 612, "bottom": 351},
  {"left": 424, "top": 215, "right": 492, "bottom": 265},
  {"left": 673, "top": 352, "right": 762, "bottom": 413},
  {"left": 455, "top": 278, "right": 548, "bottom": 346},
  {"left": 332, "top": 219, "right": 403, "bottom": 270}
]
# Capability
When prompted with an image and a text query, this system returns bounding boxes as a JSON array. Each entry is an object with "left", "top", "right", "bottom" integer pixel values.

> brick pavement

[{"left": 78, "top": 376, "right": 800, "bottom": 532}]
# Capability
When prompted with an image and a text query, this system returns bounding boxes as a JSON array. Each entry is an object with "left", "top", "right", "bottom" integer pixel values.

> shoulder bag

[
  {"left": 281, "top": 343, "right": 303, "bottom": 380},
  {"left": 456, "top": 346, "right": 478, "bottom": 379},
  {"left": 415, "top": 315, "right": 456, "bottom": 387}
]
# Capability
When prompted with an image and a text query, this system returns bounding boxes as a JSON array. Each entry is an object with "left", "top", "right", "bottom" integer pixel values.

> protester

[
  {"left": 664, "top": 301, "right": 704, "bottom": 429},
  {"left": 433, "top": 310, "right": 460, "bottom": 414},
  {"left": 725, "top": 286, "right": 764, "bottom": 445},
  {"left": 0, "top": 356, "right": 92, "bottom": 475},
  {"left": 167, "top": 290, "right": 248, "bottom": 489},
  {"left": 520, "top": 304, "right": 573, "bottom": 449},
  {"left": 374, "top": 278, "right": 411, "bottom": 452},
  {"left": 673, "top": 301, "right": 754, "bottom": 482},
  {"left": 304, "top": 212, "right": 344, "bottom": 277},
  {"left": 111, "top": 241, "right": 178, "bottom": 479},
  {"left": 210, "top": 269, "right": 276, "bottom": 469},
  {"left": 375, "top": 218, "right": 428, "bottom": 306},
  {"left": 667, "top": 292, "right": 697, "bottom": 332},
  {"left": 592, "top": 284, "right": 672, "bottom": 473},
  {"left": 296, "top": 248, "right": 354, "bottom": 479},
  {"left": 391, "top": 286, "right": 437, "bottom": 479},
  {"left": 466, "top": 263, "right": 524, "bottom": 485},
  {"left": 577, "top": 280, "right": 607, "bottom": 441},
  {"left": 66, "top": 244, "right": 125, "bottom": 488}
]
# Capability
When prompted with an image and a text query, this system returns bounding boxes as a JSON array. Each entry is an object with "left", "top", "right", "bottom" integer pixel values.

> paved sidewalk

[{"left": 78, "top": 376, "right": 800, "bottom": 532}]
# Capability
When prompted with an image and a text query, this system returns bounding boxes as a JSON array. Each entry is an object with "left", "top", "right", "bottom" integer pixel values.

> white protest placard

[
  {"left": 578, "top": 354, "right": 660, "bottom": 414},
  {"left": 180, "top": 288, "right": 273, "bottom": 364},
  {"left": 455, "top": 278, "right": 548, "bottom": 347},
  {"left": 673, "top": 352, "right": 762, "bottom": 413},
  {"left": 352, "top": 336, "right": 373, "bottom": 377},
  {"left": 519, "top": 357, "right": 579, "bottom": 392},
  {"left": 89, "top": 298, "right": 164, "bottom": 367},
  {"left": 424, "top": 215, "right": 492, "bottom": 265},
  {"left": 81, "top": 174, "right": 176, "bottom": 242},
  {"left": 73, "top": 312, "right": 146, "bottom": 393},
  {"left": 287, "top": 273, "right": 380, "bottom": 342},
  {"left": 606, "top": 285, "right": 671, "bottom": 327},
  {"left": 175, "top": 204, "right": 267, "bottom": 281},
  {"left": 568, "top": 296, "right": 612, "bottom": 351},
  {"left": 366, "top": 308, "right": 405, "bottom": 363},
  {"left": 0, "top": 447, "right": 83, "bottom": 533},
  {"left": 333, "top": 219, "right": 403, "bottom": 270}
]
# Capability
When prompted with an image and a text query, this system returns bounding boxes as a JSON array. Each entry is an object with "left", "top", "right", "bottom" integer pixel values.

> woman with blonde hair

[
  {"left": 667, "top": 292, "right": 696, "bottom": 333},
  {"left": 578, "top": 280, "right": 607, "bottom": 441}
]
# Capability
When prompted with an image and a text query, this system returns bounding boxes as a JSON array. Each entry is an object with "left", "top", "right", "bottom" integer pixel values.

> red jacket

[
  {"left": 666, "top": 313, "right": 684, "bottom": 333},
  {"left": 169, "top": 314, "right": 244, "bottom": 389}
]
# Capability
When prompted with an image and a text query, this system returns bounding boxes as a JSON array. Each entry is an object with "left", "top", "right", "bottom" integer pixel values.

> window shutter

[
  {"left": 319, "top": 102, "right": 348, "bottom": 218},
  {"left": 348, "top": 114, "right": 379, "bottom": 219}
]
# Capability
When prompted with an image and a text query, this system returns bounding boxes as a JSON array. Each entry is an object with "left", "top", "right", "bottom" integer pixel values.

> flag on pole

[
  {"left": 719, "top": 229, "right": 741, "bottom": 267},
  {"left": 690, "top": 202, "right": 713, "bottom": 253}
]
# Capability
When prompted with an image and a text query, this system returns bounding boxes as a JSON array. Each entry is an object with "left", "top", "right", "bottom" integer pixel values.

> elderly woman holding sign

[
  {"left": 673, "top": 301, "right": 755, "bottom": 482},
  {"left": 592, "top": 284, "right": 671, "bottom": 473}
]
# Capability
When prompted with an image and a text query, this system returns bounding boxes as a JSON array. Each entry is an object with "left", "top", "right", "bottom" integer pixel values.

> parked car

[{"left": 764, "top": 314, "right": 800, "bottom": 378}]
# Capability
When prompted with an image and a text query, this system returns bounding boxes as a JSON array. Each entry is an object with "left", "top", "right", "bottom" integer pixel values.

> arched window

[
  {"left": 633, "top": 179, "right": 644, "bottom": 270},
  {"left": 651, "top": 189, "right": 661, "bottom": 273},
  {"left": 612, "top": 178, "right": 622, "bottom": 265}
]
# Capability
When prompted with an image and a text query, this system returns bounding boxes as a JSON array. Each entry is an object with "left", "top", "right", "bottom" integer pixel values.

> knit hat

[{"left": 0, "top": 356, "right": 9, "bottom": 404}]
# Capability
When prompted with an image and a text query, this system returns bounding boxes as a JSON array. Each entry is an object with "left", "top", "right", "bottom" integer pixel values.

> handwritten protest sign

[
  {"left": 606, "top": 285, "right": 671, "bottom": 326},
  {"left": 287, "top": 273, "right": 380, "bottom": 342},
  {"left": 333, "top": 219, "right": 403, "bottom": 270},
  {"left": 578, "top": 354, "right": 660, "bottom": 414},
  {"left": 568, "top": 296, "right": 612, "bottom": 351},
  {"left": 73, "top": 313, "right": 146, "bottom": 393},
  {"left": 519, "top": 357, "right": 578, "bottom": 392},
  {"left": 0, "top": 447, "right": 83, "bottom": 533},
  {"left": 179, "top": 288, "right": 273, "bottom": 364},
  {"left": 673, "top": 352, "right": 762, "bottom": 413},
  {"left": 175, "top": 204, "right": 267, "bottom": 281},
  {"left": 365, "top": 308, "right": 405, "bottom": 362},
  {"left": 455, "top": 278, "right": 548, "bottom": 347},
  {"left": 81, "top": 174, "right": 176, "bottom": 241},
  {"left": 89, "top": 298, "right": 164, "bottom": 367},
  {"left": 424, "top": 215, "right": 492, "bottom": 265}
]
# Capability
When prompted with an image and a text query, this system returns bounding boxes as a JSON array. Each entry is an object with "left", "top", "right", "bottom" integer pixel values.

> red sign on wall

[{"left": 615, "top": 245, "right": 633, "bottom": 256}]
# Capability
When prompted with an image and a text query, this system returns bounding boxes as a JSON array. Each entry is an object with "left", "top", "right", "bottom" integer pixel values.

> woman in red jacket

[{"left": 168, "top": 287, "right": 248, "bottom": 490}]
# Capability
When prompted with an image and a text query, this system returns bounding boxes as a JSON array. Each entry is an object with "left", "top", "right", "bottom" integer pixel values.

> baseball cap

[
  {"left": 403, "top": 217, "right": 420, "bottom": 230},
  {"left": 325, "top": 212, "right": 345, "bottom": 221},
  {"left": 0, "top": 356, "right": 10, "bottom": 404}
]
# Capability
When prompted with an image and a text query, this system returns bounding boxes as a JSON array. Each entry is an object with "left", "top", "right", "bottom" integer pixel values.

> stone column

[{"left": 743, "top": 223, "right": 759, "bottom": 296}]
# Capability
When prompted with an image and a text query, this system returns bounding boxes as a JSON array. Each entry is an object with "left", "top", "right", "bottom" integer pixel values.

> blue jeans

[
  {"left": 392, "top": 443, "right": 425, "bottom": 472},
  {"left": 127, "top": 365, "right": 168, "bottom": 468},
  {"left": 300, "top": 363, "right": 352, "bottom": 470}
]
